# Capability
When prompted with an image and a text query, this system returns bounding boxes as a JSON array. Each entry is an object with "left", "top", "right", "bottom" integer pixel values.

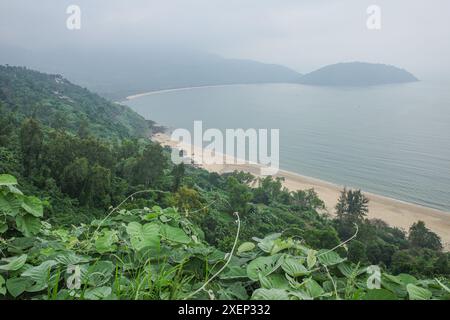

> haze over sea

[{"left": 124, "top": 82, "right": 450, "bottom": 212}]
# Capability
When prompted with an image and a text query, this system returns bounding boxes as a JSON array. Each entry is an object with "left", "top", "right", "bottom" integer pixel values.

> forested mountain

[
  {"left": 0, "top": 47, "right": 301, "bottom": 100},
  {"left": 0, "top": 67, "right": 448, "bottom": 300},
  {"left": 0, "top": 65, "right": 150, "bottom": 138},
  {"left": 298, "top": 62, "right": 418, "bottom": 86}
]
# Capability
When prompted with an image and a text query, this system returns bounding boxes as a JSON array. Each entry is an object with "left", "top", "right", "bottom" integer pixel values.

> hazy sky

[{"left": 1, "top": 0, "right": 450, "bottom": 79}]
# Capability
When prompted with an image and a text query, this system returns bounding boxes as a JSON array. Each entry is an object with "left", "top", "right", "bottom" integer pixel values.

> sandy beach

[
  {"left": 125, "top": 85, "right": 246, "bottom": 100},
  {"left": 153, "top": 132, "right": 450, "bottom": 250}
]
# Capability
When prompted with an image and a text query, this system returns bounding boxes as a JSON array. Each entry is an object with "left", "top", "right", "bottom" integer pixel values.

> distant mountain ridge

[
  {"left": 298, "top": 62, "right": 418, "bottom": 86},
  {"left": 0, "top": 46, "right": 419, "bottom": 98},
  {"left": 0, "top": 46, "right": 301, "bottom": 100}
]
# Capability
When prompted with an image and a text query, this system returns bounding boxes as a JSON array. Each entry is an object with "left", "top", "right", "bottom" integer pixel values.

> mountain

[
  {"left": 0, "top": 46, "right": 302, "bottom": 100},
  {"left": 298, "top": 62, "right": 418, "bottom": 86},
  {"left": 0, "top": 65, "right": 150, "bottom": 139}
]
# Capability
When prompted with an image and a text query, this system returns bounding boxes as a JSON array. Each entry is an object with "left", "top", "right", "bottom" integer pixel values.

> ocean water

[{"left": 124, "top": 82, "right": 450, "bottom": 212}]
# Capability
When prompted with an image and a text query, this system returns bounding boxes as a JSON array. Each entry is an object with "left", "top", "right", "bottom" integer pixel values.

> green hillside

[
  {"left": 0, "top": 67, "right": 448, "bottom": 300},
  {"left": 0, "top": 65, "right": 150, "bottom": 139}
]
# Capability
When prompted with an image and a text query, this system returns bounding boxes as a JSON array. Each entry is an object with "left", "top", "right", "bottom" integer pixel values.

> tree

[
  {"left": 117, "top": 139, "right": 139, "bottom": 160},
  {"left": 253, "top": 176, "right": 288, "bottom": 205},
  {"left": 171, "top": 163, "right": 185, "bottom": 191},
  {"left": 132, "top": 143, "right": 167, "bottom": 186},
  {"left": 61, "top": 157, "right": 89, "bottom": 200},
  {"left": 44, "top": 131, "right": 77, "bottom": 181},
  {"left": 226, "top": 176, "right": 253, "bottom": 214},
  {"left": 20, "top": 118, "right": 43, "bottom": 176},
  {"left": 0, "top": 104, "right": 14, "bottom": 146},
  {"left": 290, "top": 189, "right": 325, "bottom": 211},
  {"left": 335, "top": 188, "right": 369, "bottom": 223},
  {"left": 173, "top": 186, "right": 205, "bottom": 215},
  {"left": 347, "top": 240, "right": 368, "bottom": 263},
  {"left": 84, "top": 164, "right": 111, "bottom": 208},
  {"left": 52, "top": 111, "right": 68, "bottom": 131},
  {"left": 61, "top": 158, "right": 111, "bottom": 208},
  {"left": 408, "top": 221, "right": 442, "bottom": 251},
  {"left": 77, "top": 119, "right": 90, "bottom": 138}
]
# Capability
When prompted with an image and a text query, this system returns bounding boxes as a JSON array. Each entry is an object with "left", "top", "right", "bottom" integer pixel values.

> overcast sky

[{"left": 1, "top": 0, "right": 450, "bottom": 79}]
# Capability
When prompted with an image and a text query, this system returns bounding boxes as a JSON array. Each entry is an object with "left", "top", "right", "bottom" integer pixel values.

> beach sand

[
  {"left": 125, "top": 85, "right": 243, "bottom": 100},
  {"left": 153, "top": 132, "right": 450, "bottom": 250}
]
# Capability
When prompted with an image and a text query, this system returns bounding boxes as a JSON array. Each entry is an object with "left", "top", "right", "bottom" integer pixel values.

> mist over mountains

[
  {"left": 0, "top": 46, "right": 301, "bottom": 100},
  {"left": 0, "top": 46, "right": 418, "bottom": 100}
]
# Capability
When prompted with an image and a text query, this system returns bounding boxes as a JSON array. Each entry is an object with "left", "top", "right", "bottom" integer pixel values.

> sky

[{"left": 1, "top": 0, "right": 450, "bottom": 79}]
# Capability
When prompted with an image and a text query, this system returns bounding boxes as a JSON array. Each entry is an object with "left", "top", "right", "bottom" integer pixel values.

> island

[{"left": 298, "top": 62, "right": 419, "bottom": 86}]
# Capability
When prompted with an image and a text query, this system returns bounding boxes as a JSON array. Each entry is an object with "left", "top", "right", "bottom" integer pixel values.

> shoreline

[
  {"left": 153, "top": 132, "right": 450, "bottom": 250},
  {"left": 125, "top": 84, "right": 263, "bottom": 100}
]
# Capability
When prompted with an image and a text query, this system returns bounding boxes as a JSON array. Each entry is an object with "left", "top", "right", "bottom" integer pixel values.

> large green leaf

[
  {"left": 337, "top": 263, "right": 366, "bottom": 278},
  {"left": 0, "top": 254, "right": 28, "bottom": 271},
  {"left": 289, "top": 290, "right": 313, "bottom": 300},
  {"left": 84, "top": 286, "right": 112, "bottom": 300},
  {"left": 406, "top": 284, "right": 432, "bottom": 300},
  {"left": 158, "top": 207, "right": 181, "bottom": 223},
  {"left": 15, "top": 214, "right": 41, "bottom": 237},
  {"left": 270, "top": 238, "right": 295, "bottom": 255},
  {"left": 304, "top": 278, "right": 326, "bottom": 298},
  {"left": 259, "top": 273, "right": 290, "bottom": 290},
  {"left": 7, "top": 185, "right": 23, "bottom": 195},
  {"left": 255, "top": 233, "right": 281, "bottom": 253},
  {"left": 281, "top": 257, "right": 310, "bottom": 277},
  {"left": 160, "top": 224, "right": 191, "bottom": 244},
  {"left": 220, "top": 265, "right": 248, "bottom": 280},
  {"left": 364, "top": 289, "right": 398, "bottom": 300},
  {"left": 21, "top": 196, "right": 43, "bottom": 217},
  {"left": 306, "top": 249, "right": 317, "bottom": 269},
  {"left": 85, "top": 261, "right": 115, "bottom": 287},
  {"left": 246, "top": 255, "right": 282, "bottom": 281},
  {"left": 0, "top": 174, "right": 17, "bottom": 186},
  {"left": 54, "top": 252, "right": 91, "bottom": 266},
  {"left": 6, "top": 277, "right": 33, "bottom": 298},
  {"left": 397, "top": 274, "right": 418, "bottom": 286},
  {"left": 382, "top": 274, "right": 407, "bottom": 298},
  {"left": 0, "top": 221, "right": 7, "bottom": 234},
  {"left": 0, "top": 193, "right": 22, "bottom": 216},
  {"left": 219, "top": 282, "right": 249, "bottom": 300},
  {"left": 317, "top": 250, "right": 346, "bottom": 266},
  {"left": 237, "top": 242, "right": 255, "bottom": 255},
  {"left": 251, "top": 288, "right": 290, "bottom": 300},
  {"left": 95, "top": 230, "right": 118, "bottom": 254},
  {"left": 126, "top": 222, "right": 160, "bottom": 251},
  {"left": 21, "top": 260, "right": 57, "bottom": 292}
]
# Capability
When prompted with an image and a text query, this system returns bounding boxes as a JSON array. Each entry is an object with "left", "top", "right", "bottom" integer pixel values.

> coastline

[
  {"left": 125, "top": 84, "right": 258, "bottom": 100},
  {"left": 153, "top": 132, "right": 450, "bottom": 250}
]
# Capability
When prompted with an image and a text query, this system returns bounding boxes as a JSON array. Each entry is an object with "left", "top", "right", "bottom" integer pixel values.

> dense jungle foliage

[{"left": 0, "top": 66, "right": 448, "bottom": 300}]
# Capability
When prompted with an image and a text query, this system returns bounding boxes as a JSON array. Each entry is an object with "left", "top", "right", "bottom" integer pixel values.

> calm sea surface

[{"left": 124, "top": 82, "right": 450, "bottom": 212}]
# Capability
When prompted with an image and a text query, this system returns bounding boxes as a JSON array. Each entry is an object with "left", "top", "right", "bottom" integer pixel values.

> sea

[{"left": 124, "top": 82, "right": 450, "bottom": 212}]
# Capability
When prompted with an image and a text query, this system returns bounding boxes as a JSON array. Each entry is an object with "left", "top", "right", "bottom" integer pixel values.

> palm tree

[{"left": 335, "top": 188, "right": 369, "bottom": 223}]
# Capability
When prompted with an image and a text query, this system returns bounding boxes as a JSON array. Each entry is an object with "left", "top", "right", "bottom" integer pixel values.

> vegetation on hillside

[
  {"left": 0, "top": 66, "right": 448, "bottom": 300},
  {"left": 0, "top": 65, "right": 150, "bottom": 138},
  {"left": 0, "top": 176, "right": 449, "bottom": 300}
]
